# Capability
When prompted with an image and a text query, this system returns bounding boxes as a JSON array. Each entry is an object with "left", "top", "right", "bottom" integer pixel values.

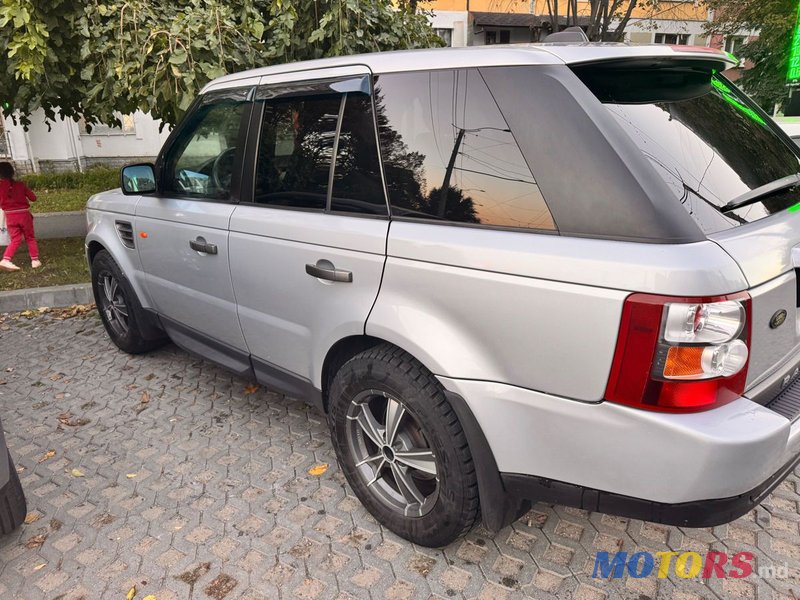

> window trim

[
  {"left": 239, "top": 75, "right": 392, "bottom": 219},
  {"left": 154, "top": 86, "right": 255, "bottom": 204}
]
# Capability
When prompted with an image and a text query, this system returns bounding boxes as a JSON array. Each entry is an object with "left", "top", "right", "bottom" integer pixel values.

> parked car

[
  {"left": 87, "top": 43, "right": 800, "bottom": 547},
  {"left": 0, "top": 417, "right": 26, "bottom": 534},
  {"left": 776, "top": 117, "right": 800, "bottom": 147}
]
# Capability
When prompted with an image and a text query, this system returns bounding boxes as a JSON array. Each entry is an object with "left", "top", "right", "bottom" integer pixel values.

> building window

[
  {"left": 654, "top": 33, "right": 690, "bottom": 45},
  {"left": 434, "top": 28, "right": 453, "bottom": 47},
  {"left": 485, "top": 30, "right": 511, "bottom": 45},
  {"left": 725, "top": 36, "right": 747, "bottom": 55},
  {"left": 80, "top": 113, "right": 136, "bottom": 136}
]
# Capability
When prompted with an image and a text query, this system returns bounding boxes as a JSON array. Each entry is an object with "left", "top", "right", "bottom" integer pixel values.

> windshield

[{"left": 576, "top": 67, "right": 800, "bottom": 233}]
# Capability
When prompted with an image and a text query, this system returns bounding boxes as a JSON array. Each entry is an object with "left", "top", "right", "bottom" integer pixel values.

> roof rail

[{"left": 544, "top": 26, "right": 589, "bottom": 43}]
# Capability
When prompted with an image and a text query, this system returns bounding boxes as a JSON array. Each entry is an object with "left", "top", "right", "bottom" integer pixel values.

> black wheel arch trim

[{"left": 443, "top": 390, "right": 528, "bottom": 532}]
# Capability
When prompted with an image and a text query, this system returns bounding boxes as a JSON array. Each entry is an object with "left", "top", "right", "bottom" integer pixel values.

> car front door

[
  {"left": 137, "top": 86, "right": 254, "bottom": 368},
  {"left": 228, "top": 71, "right": 389, "bottom": 397}
]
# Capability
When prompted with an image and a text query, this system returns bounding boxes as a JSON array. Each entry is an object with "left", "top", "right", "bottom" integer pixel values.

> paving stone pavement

[{"left": 0, "top": 311, "right": 799, "bottom": 600}]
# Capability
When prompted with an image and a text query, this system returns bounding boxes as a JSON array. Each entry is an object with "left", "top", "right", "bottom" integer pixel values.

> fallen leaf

[
  {"left": 24, "top": 512, "right": 41, "bottom": 524},
  {"left": 33, "top": 563, "right": 46, "bottom": 572},
  {"left": 38, "top": 450, "right": 56, "bottom": 463},
  {"left": 126, "top": 473, "right": 138, "bottom": 479},
  {"left": 25, "top": 534, "right": 47, "bottom": 549},
  {"left": 140, "top": 391, "right": 150, "bottom": 404},
  {"left": 57, "top": 413, "right": 90, "bottom": 427},
  {"left": 70, "top": 468, "right": 85, "bottom": 478},
  {"left": 126, "top": 586, "right": 136, "bottom": 600},
  {"left": 37, "top": 307, "right": 49, "bottom": 313},
  {"left": 143, "top": 596, "right": 156, "bottom": 600},
  {"left": 308, "top": 463, "right": 329, "bottom": 476},
  {"left": 243, "top": 384, "right": 259, "bottom": 395},
  {"left": 16, "top": 465, "right": 24, "bottom": 473}
]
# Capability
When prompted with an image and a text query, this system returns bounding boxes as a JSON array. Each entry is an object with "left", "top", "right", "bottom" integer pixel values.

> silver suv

[{"left": 87, "top": 44, "right": 800, "bottom": 547}]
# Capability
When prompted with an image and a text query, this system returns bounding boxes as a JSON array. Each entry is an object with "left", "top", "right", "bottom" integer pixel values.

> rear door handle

[
  {"left": 189, "top": 237, "right": 218, "bottom": 255},
  {"left": 306, "top": 260, "right": 353, "bottom": 283}
]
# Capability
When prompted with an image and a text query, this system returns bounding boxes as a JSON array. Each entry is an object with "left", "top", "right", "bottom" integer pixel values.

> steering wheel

[{"left": 212, "top": 147, "right": 237, "bottom": 192}]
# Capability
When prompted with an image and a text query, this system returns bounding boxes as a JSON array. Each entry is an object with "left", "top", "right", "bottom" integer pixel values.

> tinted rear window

[{"left": 574, "top": 65, "right": 800, "bottom": 233}]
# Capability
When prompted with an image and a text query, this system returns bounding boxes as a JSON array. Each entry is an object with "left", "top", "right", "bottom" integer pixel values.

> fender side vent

[{"left": 115, "top": 220, "right": 135, "bottom": 249}]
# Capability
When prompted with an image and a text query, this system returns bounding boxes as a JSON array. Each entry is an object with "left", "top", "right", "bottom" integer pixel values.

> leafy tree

[
  {"left": 706, "top": 0, "right": 795, "bottom": 111},
  {"left": 543, "top": 0, "right": 695, "bottom": 42},
  {"left": 0, "top": 0, "right": 443, "bottom": 128}
]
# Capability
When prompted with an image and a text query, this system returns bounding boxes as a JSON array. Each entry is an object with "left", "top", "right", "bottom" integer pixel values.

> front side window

[
  {"left": 374, "top": 69, "right": 556, "bottom": 231},
  {"left": 163, "top": 93, "right": 248, "bottom": 198}
]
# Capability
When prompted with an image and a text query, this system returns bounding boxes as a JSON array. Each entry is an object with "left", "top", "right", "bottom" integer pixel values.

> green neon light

[
  {"left": 789, "top": 1, "right": 800, "bottom": 82},
  {"left": 711, "top": 76, "right": 766, "bottom": 125},
  {"left": 788, "top": 202, "right": 800, "bottom": 213}
]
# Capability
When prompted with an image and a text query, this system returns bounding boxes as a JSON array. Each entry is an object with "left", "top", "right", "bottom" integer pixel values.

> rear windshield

[{"left": 574, "top": 64, "right": 800, "bottom": 233}]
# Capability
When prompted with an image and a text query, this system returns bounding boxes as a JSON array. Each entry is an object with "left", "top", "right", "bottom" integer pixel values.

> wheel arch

[{"left": 320, "top": 335, "right": 526, "bottom": 533}]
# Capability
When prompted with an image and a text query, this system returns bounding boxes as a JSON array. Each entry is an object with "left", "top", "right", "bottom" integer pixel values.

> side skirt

[{"left": 153, "top": 312, "right": 323, "bottom": 410}]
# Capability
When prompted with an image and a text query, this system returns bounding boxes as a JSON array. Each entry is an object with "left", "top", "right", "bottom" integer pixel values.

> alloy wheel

[
  {"left": 98, "top": 271, "right": 129, "bottom": 338},
  {"left": 346, "top": 389, "right": 439, "bottom": 517}
]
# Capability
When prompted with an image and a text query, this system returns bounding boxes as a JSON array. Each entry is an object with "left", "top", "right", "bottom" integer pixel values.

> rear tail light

[{"left": 604, "top": 292, "right": 751, "bottom": 413}]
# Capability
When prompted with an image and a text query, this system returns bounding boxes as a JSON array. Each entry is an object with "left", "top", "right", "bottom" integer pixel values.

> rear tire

[
  {"left": 91, "top": 250, "right": 166, "bottom": 354},
  {"left": 0, "top": 452, "right": 26, "bottom": 535},
  {"left": 328, "top": 344, "right": 480, "bottom": 547}
]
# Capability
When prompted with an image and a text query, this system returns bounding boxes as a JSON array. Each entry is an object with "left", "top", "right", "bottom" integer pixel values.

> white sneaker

[
  {"left": 31, "top": 259, "right": 41, "bottom": 269},
  {"left": 0, "top": 259, "right": 20, "bottom": 272}
]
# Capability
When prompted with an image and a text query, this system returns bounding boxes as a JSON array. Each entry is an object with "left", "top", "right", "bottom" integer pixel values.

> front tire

[
  {"left": 91, "top": 250, "right": 165, "bottom": 354},
  {"left": 328, "top": 344, "right": 480, "bottom": 547}
]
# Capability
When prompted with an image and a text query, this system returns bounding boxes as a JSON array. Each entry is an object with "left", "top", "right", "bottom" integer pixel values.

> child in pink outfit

[{"left": 0, "top": 161, "right": 40, "bottom": 271}]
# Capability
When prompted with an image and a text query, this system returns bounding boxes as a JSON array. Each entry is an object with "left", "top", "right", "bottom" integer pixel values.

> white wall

[
  {"left": 2, "top": 115, "right": 31, "bottom": 163},
  {"left": 80, "top": 111, "right": 170, "bottom": 159},
  {"left": 429, "top": 10, "right": 469, "bottom": 47},
  {"left": 25, "top": 113, "right": 80, "bottom": 162}
]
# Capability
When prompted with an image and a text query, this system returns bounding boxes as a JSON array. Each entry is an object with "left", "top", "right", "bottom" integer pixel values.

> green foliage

[
  {"left": 25, "top": 167, "right": 118, "bottom": 191},
  {"left": 22, "top": 167, "right": 118, "bottom": 213},
  {"left": 706, "top": 0, "right": 796, "bottom": 111},
  {"left": 0, "top": 0, "right": 443, "bottom": 128}
]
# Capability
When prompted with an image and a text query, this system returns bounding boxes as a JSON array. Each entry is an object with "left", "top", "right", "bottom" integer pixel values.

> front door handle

[
  {"left": 189, "top": 237, "right": 218, "bottom": 255},
  {"left": 306, "top": 260, "right": 353, "bottom": 283}
]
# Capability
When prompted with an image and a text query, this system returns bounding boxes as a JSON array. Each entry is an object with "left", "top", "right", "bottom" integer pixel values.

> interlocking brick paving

[{"left": 0, "top": 310, "right": 798, "bottom": 599}]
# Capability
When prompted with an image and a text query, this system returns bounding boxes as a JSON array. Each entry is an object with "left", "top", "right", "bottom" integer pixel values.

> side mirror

[{"left": 121, "top": 163, "right": 157, "bottom": 195}]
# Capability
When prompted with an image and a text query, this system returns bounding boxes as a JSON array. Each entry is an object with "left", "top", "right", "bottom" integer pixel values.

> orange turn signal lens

[
  {"left": 139, "top": 231, "right": 148, "bottom": 238},
  {"left": 663, "top": 346, "right": 704, "bottom": 379}
]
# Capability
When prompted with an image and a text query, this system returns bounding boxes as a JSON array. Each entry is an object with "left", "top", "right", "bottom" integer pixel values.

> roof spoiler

[{"left": 544, "top": 27, "right": 589, "bottom": 43}]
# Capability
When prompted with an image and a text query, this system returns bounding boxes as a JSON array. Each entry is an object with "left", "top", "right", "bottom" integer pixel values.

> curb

[
  {"left": 33, "top": 211, "right": 86, "bottom": 240},
  {"left": 0, "top": 283, "right": 93, "bottom": 313}
]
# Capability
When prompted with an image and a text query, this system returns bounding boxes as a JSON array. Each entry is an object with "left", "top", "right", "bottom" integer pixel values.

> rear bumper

[
  {"left": 502, "top": 451, "right": 800, "bottom": 527},
  {"left": 437, "top": 376, "right": 799, "bottom": 506}
]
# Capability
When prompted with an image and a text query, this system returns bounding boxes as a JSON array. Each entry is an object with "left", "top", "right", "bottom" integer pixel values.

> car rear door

[
  {"left": 228, "top": 69, "right": 389, "bottom": 394},
  {"left": 136, "top": 85, "right": 254, "bottom": 366}
]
